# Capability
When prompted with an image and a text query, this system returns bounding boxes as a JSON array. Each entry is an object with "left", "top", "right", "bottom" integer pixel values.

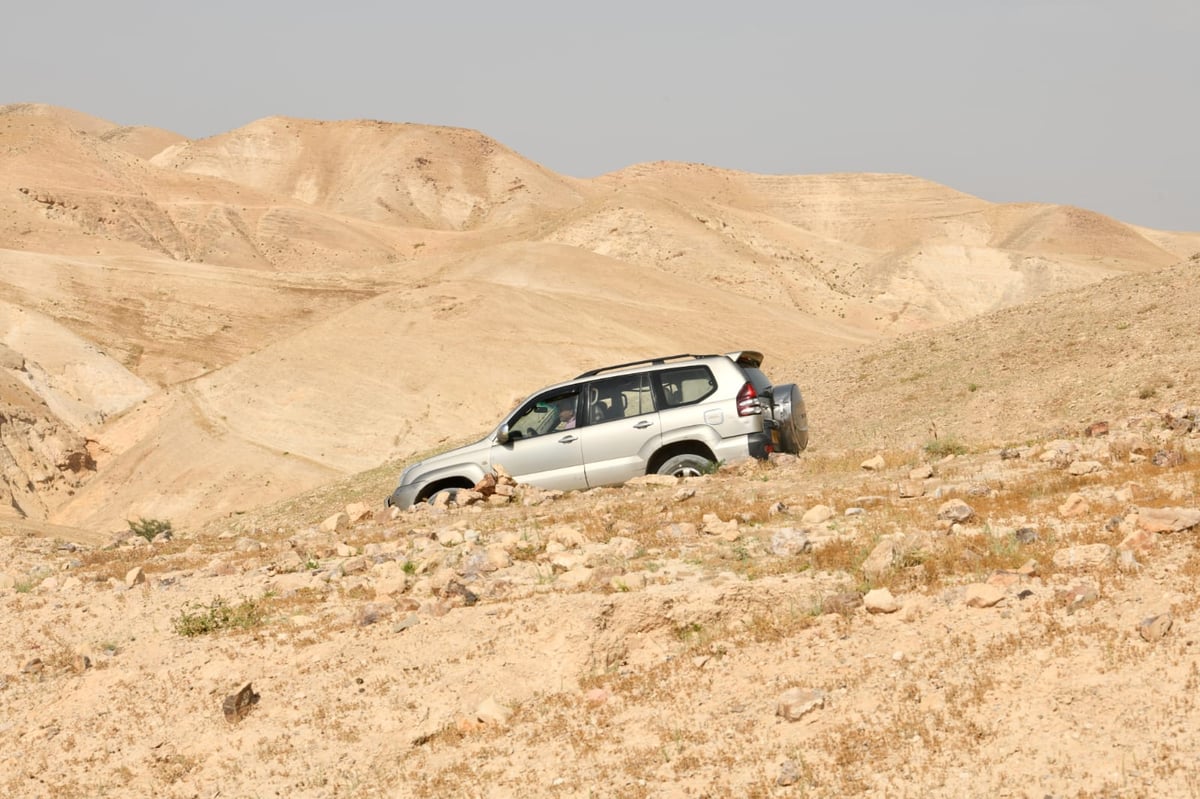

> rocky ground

[{"left": 2, "top": 404, "right": 1199, "bottom": 798}]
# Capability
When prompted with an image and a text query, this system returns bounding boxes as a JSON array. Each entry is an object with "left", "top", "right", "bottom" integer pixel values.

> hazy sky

[{"left": 4, "top": 1, "right": 1197, "bottom": 230}]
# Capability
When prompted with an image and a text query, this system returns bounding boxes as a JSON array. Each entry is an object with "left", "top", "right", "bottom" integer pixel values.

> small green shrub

[
  {"left": 128, "top": 517, "right": 173, "bottom": 541},
  {"left": 173, "top": 596, "right": 266, "bottom": 637},
  {"left": 924, "top": 435, "right": 967, "bottom": 457}
]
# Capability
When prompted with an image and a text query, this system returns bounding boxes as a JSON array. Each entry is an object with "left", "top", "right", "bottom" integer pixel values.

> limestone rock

[
  {"left": 964, "top": 583, "right": 1006, "bottom": 608},
  {"left": 801, "top": 505, "right": 835, "bottom": 525},
  {"left": 821, "top": 592, "right": 863, "bottom": 616},
  {"left": 864, "top": 588, "right": 900, "bottom": 614},
  {"left": 1052, "top": 544, "right": 1115, "bottom": 570},
  {"left": 319, "top": 512, "right": 349, "bottom": 533},
  {"left": 1136, "top": 507, "right": 1200, "bottom": 533},
  {"left": 776, "top": 688, "right": 826, "bottom": 721},
  {"left": 222, "top": 682, "right": 260, "bottom": 723},
  {"left": 861, "top": 454, "right": 886, "bottom": 471},
  {"left": 936, "top": 499, "right": 974, "bottom": 523},
  {"left": 1058, "top": 493, "right": 1090, "bottom": 517},
  {"left": 1138, "top": 614, "right": 1173, "bottom": 642}
]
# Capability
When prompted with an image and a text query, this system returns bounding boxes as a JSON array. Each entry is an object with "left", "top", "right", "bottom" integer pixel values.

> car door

[
  {"left": 488, "top": 388, "right": 585, "bottom": 491},
  {"left": 578, "top": 372, "right": 662, "bottom": 487}
]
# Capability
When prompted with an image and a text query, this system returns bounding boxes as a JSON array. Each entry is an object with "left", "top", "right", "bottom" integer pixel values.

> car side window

[
  {"left": 508, "top": 390, "right": 579, "bottom": 439},
  {"left": 587, "top": 373, "right": 656, "bottom": 423},
  {"left": 657, "top": 365, "right": 716, "bottom": 407}
]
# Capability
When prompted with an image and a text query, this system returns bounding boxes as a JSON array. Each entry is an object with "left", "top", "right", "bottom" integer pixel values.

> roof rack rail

[{"left": 575, "top": 354, "right": 712, "bottom": 379}]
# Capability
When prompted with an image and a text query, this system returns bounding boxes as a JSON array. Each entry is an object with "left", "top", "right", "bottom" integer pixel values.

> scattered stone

[
  {"left": 319, "top": 512, "right": 349, "bottom": 533},
  {"left": 864, "top": 588, "right": 900, "bottom": 614},
  {"left": 345, "top": 502, "right": 373, "bottom": 523},
  {"left": 357, "top": 602, "right": 393, "bottom": 626},
  {"left": 222, "top": 682, "right": 260, "bottom": 723},
  {"left": 1152, "top": 449, "right": 1185, "bottom": 468},
  {"left": 1119, "top": 528, "right": 1157, "bottom": 556},
  {"left": 936, "top": 499, "right": 974, "bottom": 523},
  {"left": 124, "top": 566, "right": 146, "bottom": 587},
  {"left": 701, "top": 513, "right": 740, "bottom": 541},
  {"left": 393, "top": 613, "right": 420, "bottom": 633},
  {"left": 1138, "top": 614, "right": 1173, "bottom": 643},
  {"left": 1164, "top": 404, "right": 1199, "bottom": 433},
  {"left": 1056, "top": 582, "right": 1100, "bottom": 612},
  {"left": 661, "top": 522, "right": 698, "bottom": 539},
  {"left": 821, "top": 592, "right": 863, "bottom": 616},
  {"left": 435, "top": 528, "right": 465, "bottom": 546},
  {"left": 776, "top": 688, "right": 825, "bottom": 722},
  {"left": 769, "top": 528, "right": 811, "bottom": 556},
  {"left": 801, "top": 505, "right": 835, "bottom": 525},
  {"left": 964, "top": 583, "right": 1006, "bottom": 608},
  {"left": 611, "top": 572, "right": 648, "bottom": 592},
  {"left": 777, "top": 760, "right": 803, "bottom": 787},
  {"left": 860, "top": 454, "right": 886, "bottom": 471},
  {"left": 1136, "top": 507, "right": 1200, "bottom": 533},
  {"left": 673, "top": 487, "right": 696, "bottom": 502},
  {"left": 1068, "top": 460, "right": 1103, "bottom": 476},
  {"left": 1013, "top": 527, "right": 1039, "bottom": 544},
  {"left": 474, "top": 696, "right": 511, "bottom": 726},
  {"left": 555, "top": 567, "right": 594, "bottom": 590},
  {"left": 898, "top": 481, "right": 926, "bottom": 498},
  {"left": 271, "top": 572, "right": 317, "bottom": 596},
  {"left": 442, "top": 580, "right": 478, "bottom": 606},
  {"left": 1052, "top": 544, "right": 1114, "bottom": 570},
  {"left": 1058, "top": 493, "right": 1090, "bottom": 517},
  {"left": 861, "top": 538, "right": 899, "bottom": 581},
  {"left": 1117, "top": 549, "right": 1141, "bottom": 572},
  {"left": 626, "top": 474, "right": 679, "bottom": 487},
  {"left": 1040, "top": 440, "right": 1079, "bottom": 465},
  {"left": 909, "top": 463, "right": 934, "bottom": 480}
]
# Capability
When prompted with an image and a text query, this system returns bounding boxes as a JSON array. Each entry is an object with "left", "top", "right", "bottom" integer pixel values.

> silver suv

[{"left": 386, "top": 351, "right": 807, "bottom": 509}]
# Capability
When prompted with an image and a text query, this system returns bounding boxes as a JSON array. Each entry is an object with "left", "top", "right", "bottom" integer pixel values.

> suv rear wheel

[{"left": 657, "top": 453, "right": 714, "bottom": 478}]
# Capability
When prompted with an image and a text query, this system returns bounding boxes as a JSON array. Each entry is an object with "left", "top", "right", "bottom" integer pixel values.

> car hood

[{"left": 399, "top": 435, "right": 493, "bottom": 485}]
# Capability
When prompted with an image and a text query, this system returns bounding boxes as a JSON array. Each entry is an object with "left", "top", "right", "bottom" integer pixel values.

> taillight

[{"left": 736, "top": 381, "right": 760, "bottom": 416}]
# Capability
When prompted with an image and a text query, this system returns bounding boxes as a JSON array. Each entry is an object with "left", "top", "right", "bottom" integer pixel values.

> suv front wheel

[{"left": 656, "top": 453, "right": 714, "bottom": 479}]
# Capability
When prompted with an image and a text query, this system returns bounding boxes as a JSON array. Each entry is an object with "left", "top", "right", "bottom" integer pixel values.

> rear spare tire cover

[{"left": 772, "top": 384, "right": 808, "bottom": 454}]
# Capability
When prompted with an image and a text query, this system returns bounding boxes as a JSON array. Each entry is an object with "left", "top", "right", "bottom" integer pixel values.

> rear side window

[
  {"left": 657, "top": 365, "right": 717, "bottom": 407},
  {"left": 587, "top": 372, "right": 656, "bottom": 423}
]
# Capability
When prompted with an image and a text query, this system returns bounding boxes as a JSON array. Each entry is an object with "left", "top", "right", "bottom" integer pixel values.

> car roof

[{"left": 574, "top": 351, "right": 762, "bottom": 380}]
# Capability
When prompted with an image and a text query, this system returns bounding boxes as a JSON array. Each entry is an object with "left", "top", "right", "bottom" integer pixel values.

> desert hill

[
  {"left": 3, "top": 103, "right": 1200, "bottom": 799},
  {"left": 0, "top": 103, "right": 1197, "bottom": 534}
]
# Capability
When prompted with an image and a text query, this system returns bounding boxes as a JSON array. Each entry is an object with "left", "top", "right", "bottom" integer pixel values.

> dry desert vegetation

[{"left": 2, "top": 103, "right": 1200, "bottom": 798}]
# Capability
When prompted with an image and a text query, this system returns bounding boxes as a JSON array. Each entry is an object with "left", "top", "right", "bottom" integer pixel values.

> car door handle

[
  {"left": 633, "top": 420, "right": 654, "bottom": 429},
  {"left": 558, "top": 435, "right": 578, "bottom": 443}
]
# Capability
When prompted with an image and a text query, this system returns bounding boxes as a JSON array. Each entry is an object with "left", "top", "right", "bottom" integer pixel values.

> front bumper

[{"left": 386, "top": 482, "right": 422, "bottom": 510}]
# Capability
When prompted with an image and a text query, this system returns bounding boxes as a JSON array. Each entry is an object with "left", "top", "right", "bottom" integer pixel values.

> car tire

[
  {"left": 426, "top": 488, "right": 460, "bottom": 505},
  {"left": 657, "top": 453, "right": 714, "bottom": 478},
  {"left": 771, "top": 384, "right": 808, "bottom": 454}
]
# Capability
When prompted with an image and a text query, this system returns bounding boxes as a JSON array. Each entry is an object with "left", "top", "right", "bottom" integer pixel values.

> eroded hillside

[{"left": 0, "top": 102, "right": 1198, "bottom": 534}]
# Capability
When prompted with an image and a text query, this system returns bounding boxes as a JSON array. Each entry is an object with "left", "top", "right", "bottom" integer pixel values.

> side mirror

[{"left": 497, "top": 424, "right": 511, "bottom": 445}]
